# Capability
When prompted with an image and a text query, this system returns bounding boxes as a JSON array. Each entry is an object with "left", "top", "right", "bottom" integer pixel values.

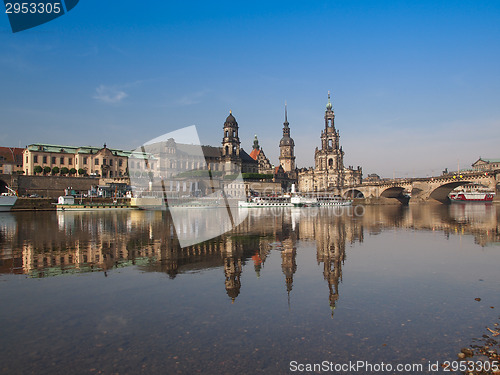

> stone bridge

[{"left": 340, "top": 170, "right": 500, "bottom": 204}]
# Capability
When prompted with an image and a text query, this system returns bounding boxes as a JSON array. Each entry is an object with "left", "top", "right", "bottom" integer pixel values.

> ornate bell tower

[
  {"left": 316, "top": 92, "right": 344, "bottom": 172},
  {"left": 221, "top": 110, "right": 241, "bottom": 173},
  {"left": 279, "top": 103, "right": 296, "bottom": 173}
]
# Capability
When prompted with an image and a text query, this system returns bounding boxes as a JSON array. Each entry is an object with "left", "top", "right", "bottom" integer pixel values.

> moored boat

[
  {"left": 238, "top": 196, "right": 293, "bottom": 208},
  {"left": 449, "top": 191, "right": 495, "bottom": 203},
  {"left": 316, "top": 196, "right": 352, "bottom": 206},
  {"left": 56, "top": 195, "right": 136, "bottom": 211},
  {"left": 290, "top": 195, "right": 318, "bottom": 207},
  {"left": 0, "top": 187, "right": 18, "bottom": 212}
]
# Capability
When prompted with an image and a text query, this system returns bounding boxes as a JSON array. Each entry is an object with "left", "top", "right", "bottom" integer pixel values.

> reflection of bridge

[{"left": 341, "top": 170, "right": 500, "bottom": 204}]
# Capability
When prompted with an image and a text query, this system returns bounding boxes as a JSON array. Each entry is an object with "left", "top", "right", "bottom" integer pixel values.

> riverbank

[{"left": 460, "top": 315, "right": 500, "bottom": 375}]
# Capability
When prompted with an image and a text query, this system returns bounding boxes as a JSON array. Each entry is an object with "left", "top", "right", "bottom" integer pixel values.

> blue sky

[{"left": 1, "top": 0, "right": 499, "bottom": 177}]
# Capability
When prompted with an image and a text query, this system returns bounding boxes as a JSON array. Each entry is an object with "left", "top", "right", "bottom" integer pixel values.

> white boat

[
  {"left": 449, "top": 191, "right": 495, "bottom": 203},
  {"left": 130, "top": 196, "right": 165, "bottom": 210},
  {"left": 0, "top": 187, "right": 18, "bottom": 212},
  {"left": 288, "top": 185, "right": 319, "bottom": 207},
  {"left": 56, "top": 195, "right": 136, "bottom": 211},
  {"left": 317, "top": 196, "right": 352, "bottom": 206},
  {"left": 238, "top": 196, "right": 293, "bottom": 208},
  {"left": 290, "top": 195, "right": 318, "bottom": 207}
]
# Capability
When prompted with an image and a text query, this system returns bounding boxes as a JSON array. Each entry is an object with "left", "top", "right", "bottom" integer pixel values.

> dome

[
  {"left": 224, "top": 111, "right": 238, "bottom": 127},
  {"left": 280, "top": 136, "right": 295, "bottom": 147}
]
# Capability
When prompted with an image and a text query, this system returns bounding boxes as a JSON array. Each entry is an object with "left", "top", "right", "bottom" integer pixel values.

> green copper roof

[
  {"left": 26, "top": 143, "right": 141, "bottom": 158},
  {"left": 326, "top": 91, "right": 333, "bottom": 111}
]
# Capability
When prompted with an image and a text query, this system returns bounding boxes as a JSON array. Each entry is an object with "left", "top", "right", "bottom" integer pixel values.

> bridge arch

[
  {"left": 379, "top": 186, "right": 411, "bottom": 204},
  {"left": 0, "top": 179, "right": 8, "bottom": 194},
  {"left": 343, "top": 189, "right": 365, "bottom": 199},
  {"left": 380, "top": 186, "right": 406, "bottom": 199},
  {"left": 429, "top": 181, "right": 474, "bottom": 203}
]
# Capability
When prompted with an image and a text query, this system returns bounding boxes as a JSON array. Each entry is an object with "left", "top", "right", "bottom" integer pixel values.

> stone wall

[
  {"left": 16, "top": 175, "right": 100, "bottom": 198},
  {"left": 244, "top": 181, "right": 282, "bottom": 196}
]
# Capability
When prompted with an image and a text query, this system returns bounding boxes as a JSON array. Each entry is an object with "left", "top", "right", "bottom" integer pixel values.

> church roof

[
  {"left": 240, "top": 149, "right": 258, "bottom": 164},
  {"left": 201, "top": 145, "right": 222, "bottom": 158},
  {"left": 249, "top": 148, "right": 260, "bottom": 160}
]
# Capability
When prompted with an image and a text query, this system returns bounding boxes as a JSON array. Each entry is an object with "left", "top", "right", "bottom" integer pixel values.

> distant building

[
  {"left": 249, "top": 135, "right": 274, "bottom": 175},
  {"left": 364, "top": 173, "right": 382, "bottom": 183},
  {"left": 298, "top": 93, "right": 362, "bottom": 193},
  {"left": 0, "top": 147, "right": 24, "bottom": 174},
  {"left": 221, "top": 111, "right": 258, "bottom": 174},
  {"left": 23, "top": 143, "right": 132, "bottom": 179},
  {"left": 472, "top": 158, "right": 500, "bottom": 172}
]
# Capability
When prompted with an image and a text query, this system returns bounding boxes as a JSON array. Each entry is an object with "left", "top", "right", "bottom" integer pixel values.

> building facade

[
  {"left": 298, "top": 93, "right": 362, "bottom": 193},
  {"left": 23, "top": 143, "right": 132, "bottom": 179},
  {"left": 472, "top": 158, "right": 500, "bottom": 172},
  {"left": 249, "top": 135, "right": 274, "bottom": 175},
  {"left": 0, "top": 147, "right": 24, "bottom": 174}
]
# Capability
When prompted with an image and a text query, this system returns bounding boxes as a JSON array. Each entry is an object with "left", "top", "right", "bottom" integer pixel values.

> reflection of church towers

[
  {"left": 221, "top": 111, "right": 241, "bottom": 173},
  {"left": 224, "top": 256, "right": 242, "bottom": 303},
  {"left": 222, "top": 237, "right": 243, "bottom": 303},
  {"left": 278, "top": 220, "right": 298, "bottom": 303},
  {"left": 315, "top": 216, "right": 347, "bottom": 317},
  {"left": 281, "top": 237, "right": 297, "bottom": 299}
]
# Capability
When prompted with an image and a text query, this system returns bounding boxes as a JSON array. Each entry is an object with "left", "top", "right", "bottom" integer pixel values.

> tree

[
  {"left": 51, "top": 166, "right": 60, "bottom": 175},
  {"left": 43, "top": 166, "right": 51, "bottom": 175},
  {"left": 69, "top": 168, "right": 77, "bottom": 175},
  {"left": 60, "top": 167, "right": 69, "bottom": 175},
  {"left": 34, "top": 165, "right": 43, "bottom": 175},
  {"left": 78, "top": 168, "right": 86, "bottom": 176}
]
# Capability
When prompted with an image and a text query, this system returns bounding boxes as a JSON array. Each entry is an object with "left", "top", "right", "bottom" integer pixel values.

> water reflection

[
  {"left": 1, "top": 204, "right": 500, "bottom": 374},
  {"left": 1, "top": 204, "right": 499, "bottom": 297}
]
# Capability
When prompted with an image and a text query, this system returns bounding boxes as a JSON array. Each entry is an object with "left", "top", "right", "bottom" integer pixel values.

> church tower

[
  {"left": 221, "top": 111, "right": 241, "bottom": 173},
  {"left": 316, "top": 92, "right": 344, "bottom": 174},
  {"left": 279, "top": 103, "right": 296, "bottom": 173}
]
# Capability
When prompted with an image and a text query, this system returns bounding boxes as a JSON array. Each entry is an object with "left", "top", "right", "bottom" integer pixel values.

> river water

[{"left": 0, "top": 204, "right": 499, "bottom": 374}]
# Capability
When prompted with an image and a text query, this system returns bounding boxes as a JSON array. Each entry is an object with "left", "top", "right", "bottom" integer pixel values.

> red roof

[
  {"left": 0, "top": 147, "right": 24, "bottom": 163},
  {"left": 249, "top": 149, "right": 260, "bottom": 160}
]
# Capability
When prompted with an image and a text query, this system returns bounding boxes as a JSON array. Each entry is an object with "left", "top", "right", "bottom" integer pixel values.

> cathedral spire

[
  {"left": 326, "top": 91, "right": 333, "bottom": 111},
  {"left": 285, "top": 101, "right": 288, "bottom": 124}
]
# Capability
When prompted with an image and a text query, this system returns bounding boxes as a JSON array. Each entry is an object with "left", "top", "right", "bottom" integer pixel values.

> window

[
  {"left": 69, "top": 158, "right": 72, "bottom": 165},
  {"left": 83, "top": 157, "right": 87, "bottom": 165},
  {"left": 110, "top": 159, "right": 113, "bottom": 166},
  {"left": 33, "top": 155, "right": 38, "bottom": 163},
  {"left": 119, "top": 159, "right": 123, "bottom": 167},
  {"left": 60, "top": 157, "right": 64, "bottom": 164},
  {"left": 25, "top": 156, "right": 28, "bottom": 163},
  {"left": 52, "top": 157, "right": 56, "bottom": 164},
  {"left": 95, "top": 158, "right": 99, "bottom": 165},
  {"left": 43, "top": 156, "right": 47, "bottom": 163},
  {"left": 103, "top": 159, "right": 107, "bottom": 165}
]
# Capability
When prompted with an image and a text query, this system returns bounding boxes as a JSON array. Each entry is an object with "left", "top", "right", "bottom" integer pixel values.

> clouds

[
  {"left": 93, "top": 85, "right": 128, "bottom": 104},
  {"left": 174, "top": 90, "right": 210, "bottom": 106}
]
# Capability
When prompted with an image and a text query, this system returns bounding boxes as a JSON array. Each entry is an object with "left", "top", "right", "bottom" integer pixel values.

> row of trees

[{"left": 33, "top": 166, "right": 87, "bottom": 176}]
